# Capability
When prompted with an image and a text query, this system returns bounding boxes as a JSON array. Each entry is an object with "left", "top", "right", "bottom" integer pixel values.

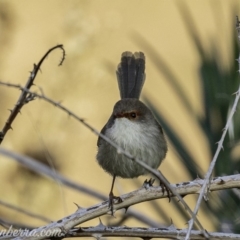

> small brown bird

[{"left": 97, "top": 52, "right": 167, "bottom": 213}]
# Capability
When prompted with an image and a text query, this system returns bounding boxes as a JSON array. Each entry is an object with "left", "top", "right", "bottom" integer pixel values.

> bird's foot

[
  {"left": 108, "top": 192, "right": 123, "bottom": 216},
  {"left": 143, "top": 177, "right": 171, "bottom": 201},
  {"left": 143, "top": 178, "right": 155, "bottom": 188},
  {"left": 159, "top": 180, "right": 172, "bottom": 202}
]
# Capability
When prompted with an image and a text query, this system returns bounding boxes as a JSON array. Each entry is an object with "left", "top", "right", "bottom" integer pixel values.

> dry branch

[
  {"left": 43, "top": 225, "right": 240, "bottom": 239},
  {"left": 0, "top": 173, "right": 237, "bottom": 240},
  {"left": 2, "top": 225, "right": 240, "bottom": 239},
  {"left": 0, "top": 44, "right": 65, "bottom": 144}
]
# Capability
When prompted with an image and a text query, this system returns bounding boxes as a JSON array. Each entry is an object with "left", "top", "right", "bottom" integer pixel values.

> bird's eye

[{"left": 130, "top": 112, "right": 137, "bottom": 118}]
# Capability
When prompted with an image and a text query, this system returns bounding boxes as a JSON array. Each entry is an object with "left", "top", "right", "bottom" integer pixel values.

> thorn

[
  {"left": 98, "top": 218, "right": 103, "bottom": 224},
  {"left": 34, "top": 63, "right": 41, "bottom": 73},
  {"left": 184, "top": 222, "right": 189, "bottom": 226},
  {"left": 59, "top": 226, "right": 68, "bottom": 235},
  {"left": 73, "top": 202, "right": 82, "bottom": 210},
  {"left": 168, "top": 221, "right": 176, "bottom": 231},
  {"left": 97, "top": 218, "right": 105, "bottom": 228},
  {"left": 54, "top": 102, "right": 59, "bottom": 107},
  {"left": 195, "top": 175, "right": 201, "bottom": 180},
  {"left": 124, "top": 206, "right": 129, "bottom": 213},
  {"left": 31, "top": 71, "right": 35, "bottom": 78},
  {"left": 176, "top": 194, "right": 187, "bottom": 201},
  {"left": 10, "top": 127, "right": 13, "bottom": 131},
  {"left": 232, "top": 91, "right": 239, "bottom": 95},
  {"left": 204, "top": 229, "right": 210, "bottom": 238},
  {"left": 92, "top": 234, "right": 102, "bottom": 240},
  {"left": 216, "top": 141, "right": 224, "bottom": 150},
  {"left": 203, "top": 194, "right": 209, "bottom": 202}
]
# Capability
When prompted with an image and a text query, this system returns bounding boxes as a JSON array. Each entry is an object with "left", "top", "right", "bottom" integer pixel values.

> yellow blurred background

[{"left": 0, "top": 0, "right": 238, "bottom": 235}]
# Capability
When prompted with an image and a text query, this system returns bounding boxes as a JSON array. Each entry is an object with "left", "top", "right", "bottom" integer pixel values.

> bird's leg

[{"left": 108, "top": 175, "right": 122, "bottom": 215}]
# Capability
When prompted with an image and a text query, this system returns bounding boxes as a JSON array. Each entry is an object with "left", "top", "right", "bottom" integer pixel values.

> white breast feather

[{"left": 106, "top": 118, "right": 157, "bottom": 150}]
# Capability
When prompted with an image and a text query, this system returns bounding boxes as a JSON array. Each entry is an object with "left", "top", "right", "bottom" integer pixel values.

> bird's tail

[{"left": 116, "top": 51, "right": 145, "bottom": 99}]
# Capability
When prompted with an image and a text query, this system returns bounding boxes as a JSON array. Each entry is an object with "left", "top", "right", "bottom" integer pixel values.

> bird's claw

[
  {"left": 159, "top": 180, "right": 172, "bottom": 202},
  {"left": 143, "top": 178, "right": 155, "bottom": 188},
  {"left": 108, "top": 192, "right": 123, "bottom": 216}
]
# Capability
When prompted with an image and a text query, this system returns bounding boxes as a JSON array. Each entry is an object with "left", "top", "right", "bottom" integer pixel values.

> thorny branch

[
  {"left": 0, "top": 81, "right": 206, "bottom": 234},
  {"left": 25, "top": 225, "right": 240, "bottom": 240},
  {"left": 2, "top": 226, "right": 240, "bottom": 240},
  {"left": 1, "top": 146, "right": 240, "bottom": 238},
  {"left": 2, "top": 223, "right": 240, "bottom": 240},
  {"left": 0, "top": 44, "right": 65, "bottom": 144},
  {"left": 185, "top": 16, "right": 240, "bottom": 239},
  {"left": 0, "top": 155, "right": 237, "bottom": 240}
]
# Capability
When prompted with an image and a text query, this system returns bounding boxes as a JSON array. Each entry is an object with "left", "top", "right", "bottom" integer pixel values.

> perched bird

[{"left": 97, "top": 51, "right": 167, "bottom": 214}]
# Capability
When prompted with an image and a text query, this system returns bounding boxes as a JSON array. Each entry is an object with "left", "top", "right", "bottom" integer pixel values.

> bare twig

[
  {"left": 6, "top": 173, "right": 240, "bottom": 240},
  {"left": 0, "top": 82, "right": 206, "bottom": 233},
  {"left": 0, "top": 44, "right": 65, "bottom": 144},
  {"left": 185, "top": 17, "right": 240, "bottom": 239}
]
